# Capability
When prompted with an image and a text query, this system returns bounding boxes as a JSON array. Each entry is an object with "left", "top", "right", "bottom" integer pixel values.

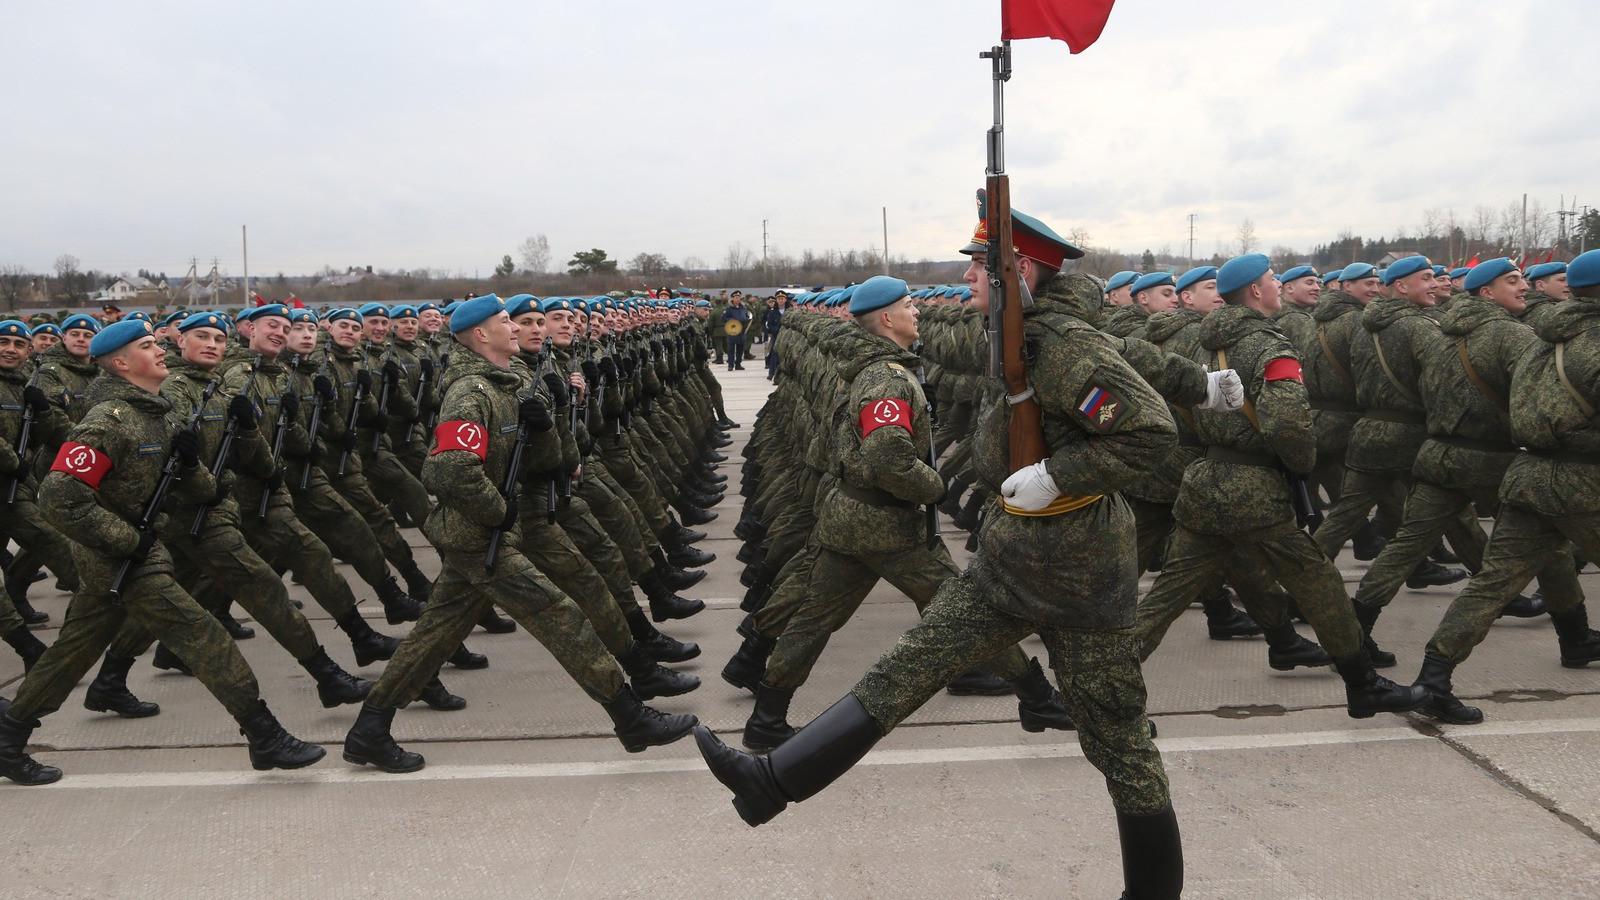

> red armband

[
  {"left": 51, "top": 441, "right": 113, "bottom": 490},
  {"left": 1264, "top": 358, "right": 1303, "bottom": 383},
  {"left": 432, "top": 420, "right": 488, "bottom": 461},
  {"left": 859, "top": 398, "right": 912, "bottom": 437}
]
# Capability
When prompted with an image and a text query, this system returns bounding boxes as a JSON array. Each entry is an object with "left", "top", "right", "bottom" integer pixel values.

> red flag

[
  {"left": 1466, "top": 254, "right": 1480, "bottom": 268},
  {"left": 1002, "top": 0, "right": 1116, "bottom": 53},
  {"left": 1544, "top": 249, "right": 1556, "bottom": 264}
]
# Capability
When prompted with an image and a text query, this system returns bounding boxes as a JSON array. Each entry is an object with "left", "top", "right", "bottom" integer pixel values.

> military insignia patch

[
  {"left": 432, "top": 420, "right": 488, "bottom": 461},
  {"left": 51, "top": 441, "right": 112, "bottom": 489},
  {"left": 1076, "top": 384, "right": 1127, "bottom": 432},
  {"left": 859, "top": 398, "right": 912, "bottom": 437}
]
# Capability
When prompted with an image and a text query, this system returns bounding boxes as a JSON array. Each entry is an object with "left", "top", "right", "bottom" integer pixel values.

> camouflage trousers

[
  {"left": 851, "top": 566, "right": 1171, "bottom": 815},
  {"left": 367, "top": 547, "right": 624, "bottom": 709},
  {"left": 1313, "top": 468, "right": 1414, "bottom": 560},
  {"left": 0, "top": 493, "right": 81, "bottom": 616},
  {"left": 1136, "top": 521, "right": 1362, "bottom": 661},
  {"left": 11, "top": 563, "right": 260, "bottom": 721},
  {"left": 577, "top": 460, "right": 655, "bottom": 579},
  {"left": 1353, "top": 479, "right": 1497, "bottom": 610},
  {"left": 557, "top": 493, "right": 643, "bottom": 616},
  {"left": 360, "top": 447, "right": 434, "bottom": 528},
  {"left": 328, "top": 466, "right": 421, "bottom": 575},
  {"left": 598, "top": 438, "right": 671, "bottom": 539},
  {"left": 1428, "top": 504, "right": 1590, "bottom": 665},
  {"left": 517, "top": 510, "right": 634, "bottom": 659},
  {"left": 110, "top": 512, "right": 322, "bottom": 663},
  {"left": 759, "top": 469, "right": 822, "bottom": 576},
  {"left": 291, "top": 471, "right": 395, "bottom": 593},
  {"left": 764, "top": 541, "right": 1029, "bottom": 691}
]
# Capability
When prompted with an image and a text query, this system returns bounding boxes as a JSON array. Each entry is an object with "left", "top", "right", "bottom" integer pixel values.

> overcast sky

[{"left": 3, "top": 0, "right": 1594, "bottom": 277}]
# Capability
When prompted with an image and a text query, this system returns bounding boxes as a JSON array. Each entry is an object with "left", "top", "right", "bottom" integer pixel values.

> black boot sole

[
  {"left": 741, "top": 726, "right": 795, "bottom": 752},
  {"left": 251, "top": 746, "right": 327, "bottom": 771},
  {"left": 618, "top": 719, "right": 697, "bottom": 753},
  {"left": 84, "top": 696, "right": 161, "bottom": 718},
  {"left": 341, "top": 749, "right": 425, "bottom": 773}
]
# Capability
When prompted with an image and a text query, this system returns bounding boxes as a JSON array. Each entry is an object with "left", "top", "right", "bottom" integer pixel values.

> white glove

[
  {"left": 1000, "top": 459, "right": 1060, "bottom": 512},
  {"left": 1202, "top": 369, "right": 1245, "bottom": 411}
]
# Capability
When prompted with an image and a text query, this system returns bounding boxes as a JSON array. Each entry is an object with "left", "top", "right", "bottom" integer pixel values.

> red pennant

[
  {"left": 1002, "top": 0, "right": 1116, "bottom": 53},
  {"left": 1466, "top": 254, "right": 1481, "bottom": 268},
  {"left": 432, "top": 420, "right": 489, "bottom": 461},
  {"left": 50, "top": 441, "right": 113, "bottom": 490}
]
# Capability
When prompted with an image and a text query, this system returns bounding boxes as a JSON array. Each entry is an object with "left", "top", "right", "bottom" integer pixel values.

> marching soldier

[{"left": 0, "top": 320, "right": 67, "bottom": 668}]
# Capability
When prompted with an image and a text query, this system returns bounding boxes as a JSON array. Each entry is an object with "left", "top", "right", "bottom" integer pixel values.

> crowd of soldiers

[
  {"left": 697, "top": 198, "right": 1600, "bottom": 899},
  {"left": 0, "top": 291, "right": 739, "bottom": 782}
]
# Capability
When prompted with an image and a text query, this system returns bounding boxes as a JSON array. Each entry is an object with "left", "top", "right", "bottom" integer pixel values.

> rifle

[
  {"left": 486, "top": 398, "right": 529, "bottom": 572},
  {"left": 298, "top": 355, "right": 329, "bottom": 491},
  {"left": 336, "top": 356, "right": 369, "bottom": 477},
  {"left": 540, "top": 339, "right": 561, "bottom": 523},
  {"left": 1288, "top": 472, "right": 1323, "bottom": 533},
  {"left": 369, "top": 347, "right": 395, "bottom": 454},
  {"left": 5, "top": 372, "right": 41, "bottom": 505},
  {"left": 980, "top": 41, "right": 1048, "bottom": 475},
  {"left": 404, "top": 354, "right": 431, "bottom": 448},
  {"left": 258, "top": 373, "right": 292, "bottom": 519},
  {"left": 192, "top": 357, "right": 261, "bottom": 536},
  {"left": 110, "top": 381, "right": 218, "bottom": 601},
  {"left": 913, "top": 352, "right": 940, "bottom": 549}
]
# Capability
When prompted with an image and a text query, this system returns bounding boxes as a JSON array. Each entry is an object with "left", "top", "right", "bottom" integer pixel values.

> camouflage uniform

[
  {"left": 0, "top": 363, "right": 78, "bottom": 632},
  {"left": 383, "top": 334, "right": 436, "bottom": 481},
  {"left": 1100, "top": 304, "right": 1148, "bottom": 339},
  {"left": 357, "top": 341, "right": 433, "bottom": 527}
]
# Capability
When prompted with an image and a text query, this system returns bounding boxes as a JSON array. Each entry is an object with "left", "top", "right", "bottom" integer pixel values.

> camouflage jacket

[
  {"left": 1346, "top": 298, "right": 1444, "bottom": 474},
  {"left": 511, "top": 348, "right": 572, "bottom": 516},
  {"left": 312, "top": 342, "right": 382, "bottom": 476},
  {"left": 0, "top": 364, "right": 71, "bottom": 496},
  {"left": 39, "top": 374, "right": 219, "bottom": 590},
  {"left": 1305, "top": 291, "right": 1365, "bottom": 454},
  {"left": 1518, "top": 292, "right": 1564, "bottom": 334},
  {"left": 158, "top": 358, "right": 274, "bottom": 526},
  {"left": 970, "top": 273, "right": 1176, "bottom": 629},
  {"left": 1172, "top": 304, "right": 1313, "bottom": 536},
  {"left": 384, "top": 337, "right": 436, "bottom": 449},
  {"left": 1100, "top": 304, "right": 1146, "bottom": 338},
  {"left": 1500, "top": 296, "right": 1600, "bottom": 517},
  {"left": 359, "top": 341, "right": 419, "bottom": 454},
  {"left": 1120, "top": 308, "right": 1210, "bottom": 504},
  {"left": 32, "top": 343, "right": 99, "bottom": 424},
  {"left": 220, "top": 352, "right": 311, "bottom": 515}
]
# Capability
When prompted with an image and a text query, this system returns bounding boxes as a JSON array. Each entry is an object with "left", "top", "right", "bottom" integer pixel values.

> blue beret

[
  {"left": 1175, "top": 266, "right": 1219, "bottom": 293},
  {"left": 1280, "top": 265, "right": 1317, "bottom": 283},
  {"left": 1339, "top": 263, "right": 1378, "bottom": 282},
  {"left": 125, "top": 311, "right": 151, "bottom": 323},
  {"left": 449, "top": 294, "right": 506, "bottom": 333},
  {"left": 1381, "top": 256, "right": 1433, "bottom": 285},
  {"left": 252, "top": 303, "right": 289, "bottom": 321},
  {"left": 1217, "top": 253, "right": 1273, "bottom": 296},
  {"left": 160, "top": 311, "right": 186, "bottom": 327},
  {"left": 235, "top": 307, "right": 259, "bottom": 322},
  {"left": 953, "top": 286, "right": 973, "bottom": 302},
  {"left": 61, "top": 314, "right": 101, "bottom": 334},
  {"left": 288, "top": 308, "right": 318, "bottom": 324},
  {"left": 848, "top": 275, "right": 910, "bottom": 316},
  {"left": 1131, "top": 272, "right": 1176, "bottom": 295},
  {"left": 325, "top": 307, "right": 363, "bottom": 324},
  {"left": 1431, "top": 265, "right": 1447, "bottom": 277},
  {"left": 389, "top": 304, "right": 418, "bottom": 320},
  {"left": 1525, "top": 262, "right": 1568, "bottom": 283},
  {"left": 1464, "top": 258, "right": 1517, "bottom": 293},
  {"left": 0, "top": 320, "right": 29, "bottom": 339},
  {"left": 1105, "top": 271, "right": 1140, "bottom": 292},
  {"left": 1568, "top": 250, "right": 1600, "bottom": 290},
  {"left": 32, "top": 323, "right": 61, "bottom": 337},
  {"left": 442, "top": 301, "right": 463, "bottom": 316},
  {"left": 417, "top": 301, "right": 441, "bottom": 314},
  {"left": 537, "top": 297, "right": 570, "bottom": 314},
  {"left": 178, "top": 311, "right": 230, "bottom": 334},
  {"left": 357, "top": 302, "right": 390, "bottom": 319},
  {"left": 832, "top": 286, "right": 856, "bottom": 308},
  {"left": 695, "top": 299, "right": 710, "bottom": 308},
  {"left": 584, "top": 299, "right": 605, "bottom": 314},
  {"left": 505, "top": 295, "right": 539, "bottom": 318},
  {"left": 1448, "top": 267, "right": 1471, "bottom": 280},
  {"left": 1322, "top": 271, "right": 1342, "bottom": 285},
  {"left": 88, "top": 319, "right": 155, "bottom": 358}
]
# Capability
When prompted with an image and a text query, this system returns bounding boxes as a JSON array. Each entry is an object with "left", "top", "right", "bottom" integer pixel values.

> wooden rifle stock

[{"left": 985, "top": 177, "right": 1048, "bottom": 473}]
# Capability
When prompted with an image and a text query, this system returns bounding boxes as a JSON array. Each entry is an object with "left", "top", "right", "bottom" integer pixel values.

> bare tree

[
  {"left": 1420, "top": 207, "right": 1445, "bottom": 239},
  {"left": 1526, "top": 198, "right": 1552, "bottom": 251},
  {"left": 681, "top": 256, "right": 707, "bottom": 272},
  {"left": 723, "top": 243, "right": 755, "bottom": 274},
  {"left": 517, "top": 234, "right": 551, "bottom": 274},
  {"left": 1237, "top": 219, "right": 1258, "bottom": 254},
  {"left": 0, "top": 265, "right": 28, "bottom": 311},
  {"left": 628, "top": 252, "right": 672, "bottom": 277},
  {"left": 1470, "top": 206, "right": 1495, "bottom": 244}
]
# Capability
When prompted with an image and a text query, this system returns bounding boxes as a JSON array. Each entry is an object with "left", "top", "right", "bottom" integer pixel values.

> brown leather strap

[
  {"left": 1214, "top": 348, "right": 1260, "bottom": 431},
  {"left": 1370, "top": 331, "right": 1422, "bottom": 406},
  {"left": 1316, "top": 323, "right": 1357, "bottom": 393},
  {"left": 1555, "top": 341, "right": 1598, "bottom": 419},
  {"left": 1455, "top": 338, "right": 1508, "bottom": 423}
]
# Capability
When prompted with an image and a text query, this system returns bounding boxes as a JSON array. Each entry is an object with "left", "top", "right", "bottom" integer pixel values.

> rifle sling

[
  {"left": 1213, "top": 348, "right": 1260, "bottom": 431},
  {"left": 1316, "top": 324, "right": 1357, "bottom": 394},
  {"left": 1454, "top": 338, "right": 1509, "bottom": 423},
  {"left": 1369, "top": 330, "right": 1423, "bottom": 407},
  {"left": 1554, "top": 341, "right": 1598, "bottom": 419}
]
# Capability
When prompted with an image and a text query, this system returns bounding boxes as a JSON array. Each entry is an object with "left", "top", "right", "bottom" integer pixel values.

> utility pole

[
  {"left": 1557, "top": 195, "right": 1579, "bottom": 253},
  {"left": 1187, "top": 213, "right": 1197, "bottom": 265},
  {"left": 761, "top": 219, "right": 769, "bottom": 282},
  {"left": 241, "top": 225, "right": 251, "bottom": 306},
  {"left": 209, "top": 257, "right": 220, "bottom": 308},
  {"left": 882, "top": 207, "right": 890, "bottom": 274}
]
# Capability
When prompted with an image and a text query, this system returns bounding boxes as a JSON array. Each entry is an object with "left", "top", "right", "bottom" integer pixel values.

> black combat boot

[
  {"left": 1116, "top": 807, "right": 1184, "bottom": 900},
  {"left": 951, "top": 491, "right": 986, "bottom": 532},
  {"left": 3, "top": 625, "right": 46, "bottom": 671},
  {"left": 685, "top": 488, "right": 725, "bottom": 508},
  {"left": 733, "top": 514, "right": 766, "bottom": 543},
  {"left": 1406, "top": 559, "right": 1468, "bottom": 588},
  {"left": 739, "top": 560, "right": 765, "bottom": 589},
  {"left": 1334, "top": 655, "right": 1426, "bottom": 718},
  {"left": 717, "top": 415, "right": 740, "bottom": 429},
  {"left": 620, "top": 644, "right": 700, "bottom": 699},
  {"left": 3, "top": 570, "right": 49, "bottom": 626},
  {"left": 722, "top": 629, "right": 776, "bottom": 693},
  {"left": 236, "top": 700, "right": 327, "bottom": 771},
  {"left": 694, "top": 466, "right": 728, "bottom": 485},
  {"left": 1499, "top": 593, "right": 1547, "bottom": 619},
  {"left": 741, "top": 579, "right": 773, "bottom": 614},
  {"left": 1552, "top": 605, "right": 1600, "bottom": 668},
  {"left": 743, "top": 683, "right": 798, "bottom": 751},
  {"left": 675, "top": 503, "right": 717, "bottom": 527},
  {"left": 694, "top": 693, "right": 882, "bottom": 827},
  {"left": 83, "top": 654, "right": 161, "bottom": 718},
  {"left": 1263, "top": 623, "right": 1332, "bottom": 670},
  {"left": 603, "top": 685, "right": 698, "bottom": 753},
  {"left": 448, "top": 643, "right": 489, "bottom": 670},
  {"left": 0, "top": 712, "right": 63, "bottom": 785},
  {"left": 702, "top": 450, "right": 729, "bottom": 464},
  {"left": 937, "top": 477, "right": 970, "bottom": 520},
  {"left": 662, "top": 516, "right": 707, "bottom": 548},
  {"left": 152, "top": 643, "right": 193, "bottom": 675},
  {"left": 624, "top": 606, "right": 700, "bottom": 663},
  {"left": 669, "top": 543, "right": 716, "bottom": 569},
  {"left": 1351, "top": 520, "right": 1386, "bottom": 561},
  {"left": 478, "top": 606, "right": 517, "bottom": 634},
  {"left": 1429, "top": 540, "right": 1461, "bottom": 565},
  {"left": 1352, "top": 599, "right": 1397, "bottom": 668},
  {"left": 401, "top": 564, "right": 434, "bottom": 604},
  {"left": 644, "top": 575, "right": 706, "bottom": 623},
  {"left": 376, "top": 575, "right": 423, "bottom": 624},
  {"left": 334, "top": 609, "right": 400, "bottom": 667},
  {"left": 212, "top": 601, "right": 255, "bottom": 640},
  {"left": 342, "top": 702, "right": 425, "bottom": 773},
  {"left": 946, "top": 670, "right": 1013, "bottom": 696},
  {"left": 1013, "top": 657, "right": 1074, "bottom": 732},
  {"left": 414, "top": 677, "right": 466, "bottom": 711},
  {"left": 300, "top": 648, "right": 374, "bottom": 708},
  {"left": 1202, "top": 588, "right": 1262, "bottom": 639},
  {"left": 1412, "top": 652, "right": 1483, "bottom": 725},
  {"left": 654, "top": 562, "right": 706, "bottom": 592},
  {"left": 736, "top": 542, "right": 762, "bottom": 565}
]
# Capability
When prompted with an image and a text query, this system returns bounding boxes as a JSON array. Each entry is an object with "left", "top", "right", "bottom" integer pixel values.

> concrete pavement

[{"left": 4, "top": 351, "right": 1600, "bottom": 899}]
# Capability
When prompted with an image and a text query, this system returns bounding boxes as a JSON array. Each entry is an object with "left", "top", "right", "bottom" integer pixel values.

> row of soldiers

[
  {"left": 0, "top": 291, "right": 740, "bottom": 783},
  {"left": 698, "top": 196, "right": 1600, "bottom": 897}
]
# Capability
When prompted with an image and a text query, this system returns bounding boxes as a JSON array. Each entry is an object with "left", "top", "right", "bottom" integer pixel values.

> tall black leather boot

[
  {"left": 603, "top": 685, "right": 698, "bottom": 753},
  {"left": 3, "top": 625, "right": 46, "bottom": 671},
  {"left": 83, "top": 653, "right": 161, "bottom": 718},
  {"left": 1116, "top": 807, "right": 1184, "bottom": 900},
  {"left": 624, "top": 606, "right": 700, "bottom": 663},
  {"left": 1412, "top": 652, "right": 1483, "bottom": 724},
  {"left": 0, "top": 712, "right": 62, "bottom": 785},
  {"left": 236, "top": 700, "right": 326, "bottom": 771},
  {"left": 300, "top": 647, "right": 374, "bottom": 708},
  {"left": 742, "top": 683, "right": 798, "bottom": 751},
  {"left": 1012, "top": 657, "right": 1074, "bottom": 732},
  {"left": 401, "top": 564, "right": 434, "bottom": 604},
  {"left": 1201, "top": 587, "right": 1262, "bottom": 639},
  {"left": 376, "top": 575, "right": 423, "bottom": 624},
  {"left": 694, "top": 693, "right": 883, "bottom": 827},
  {"left": 335, "top": 609, "right": 400, "bottom": 667},
  {"left": 1552, "top": 604, "right": 1600, "bottom": 667},
  {"left": 1334, "top": 655, "right": 1426, "bottom": 719},
  {"left": 342, "top": 702, "right": 425, "bottom": 773}
]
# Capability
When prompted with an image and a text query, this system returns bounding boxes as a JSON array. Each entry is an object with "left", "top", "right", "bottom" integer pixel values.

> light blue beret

[
  {"left": 537, "top": 297, "right": 570, "bottom": 314},
  {"left": 417, "top": 301, "right": 441, "bottom": 314},
  {"left": 1217, "top": 253, "right": 1273, "bottom": 296},
  {"left": 125, "top": 311, "right": 151, "bottom": 323},
  {"left": 0, "top": 320, "right": 29, "bottom": 339},
  {"left": 356, "top": 302, "right": 390, "bottom": 319},
  {"left": 1525, "top": 262, "right": 1567, "bottom": 283},
  {"left": 61, "top": 313, "right": 102, "bottom": 334},
  {"left": 178, "top": 311, "right": 230, "bottom": 334},
  {"left": 1463, "top": 258, "right": 1516, "bottom": 293},
  {"left": 389, "top": 304, "right": 418, "bottom": 320},
  {"left": 953, "top": 286, "right": 973, "bottom": 302},
  {"left": 1431, "top": 265, "right": 1447, "bottom": 277},
  {"left": 848, "top": 276, "right": 909, "bottom": 316},
  {"left": 1322, "top": 271, "right": 1342, "bottom": 286},
  {"left": 252, "top": 303, "right": 289, "bottom": 321},
  {"left": 448, "top": 294, "right": 507, "bottom": 333},
  {"left": 235, "top": 306, "right": 260, "bottom": 322},
  {"left": 1568, "top": 250, "right": 1600, "bottom": 289},
  {"left": 160, "top": 311, "right": 186, "bottom": 327},
  {"left": 1448, "top": 267, "right": 1471, "bottom": 280},
  {"left": 1131, "top": 272, "right": 1176, "bottom": 295},
  {"left": 833, "top": 286, "right": 857, "bottom": 308},
  {"left": 1381, "top": 256, "right": 1432, "bottom": 285},
  {"left": 288, "top": 308, "right": 318, "bottom": 324},
  {"left": 442, "top": 301, "right": 463, "bottom": 316},
  {"left": 1280, "top": 265, "right": 1317, "bottom": 283},
  {"left": 505, "top": 295, "right": 539, "bottom": 318},
  {"left": 1106, "top": 271, "right": 1140, "bottom": 292},
  {"left": 695, "top": 299, "right": 710, "bottom": 308},
  {"left": 325, "top": 307, "right": 363, "bottom": 324},
  {"left": 1175, "top": 266, "right": 1219, "bottom": 293},
  {"left": 32, "top": 323, "right": 61, "bottom": 337},
  {"left": 1339, "top": 263, "right": 1378, "bottom": 282},
  {"left": 88, "top": 319, "right": 155, "bottom": 357}
]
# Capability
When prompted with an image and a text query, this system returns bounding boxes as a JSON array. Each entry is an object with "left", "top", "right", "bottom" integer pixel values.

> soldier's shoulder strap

[
  {"left": 1315, "top": 322, "right": 1356, "bottom": 392},
  {"left": 1368, "top": 329, "right": 1422, "bottom": 406},
  {"left": 1454, "top": 338, "right": 1509, "bottom": 423},
  {"left": 1553, "top": 340, "right": 1598, "bottom": 419}
]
